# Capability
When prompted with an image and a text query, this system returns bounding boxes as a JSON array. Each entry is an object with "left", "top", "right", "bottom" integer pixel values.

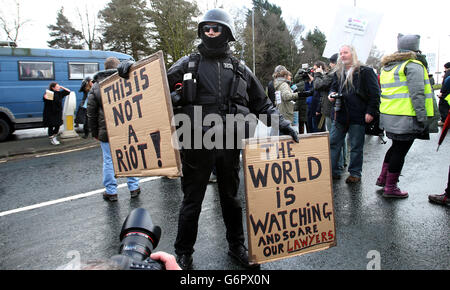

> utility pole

[{"left": 252, "top": 8, "right": 256, "bottom": 75}]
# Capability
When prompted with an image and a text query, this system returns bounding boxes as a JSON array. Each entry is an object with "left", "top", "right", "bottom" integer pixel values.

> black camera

[
  {"left": 110, "top": 208, "right": 164, "bottom": 270},
  {"left": 330, "top": 92, "right": 343, "bottom": 112},
  {"left": 297, "top": 68, "right": 313, "bottom": 81}
]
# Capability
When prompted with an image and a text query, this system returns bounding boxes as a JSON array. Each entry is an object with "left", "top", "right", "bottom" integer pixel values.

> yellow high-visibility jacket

[
  {"left": 380, "top": 59, "right": 434, "bottom": 117},
  {"left": 379, "top": 55, "right": 438, "bottom": 135}
]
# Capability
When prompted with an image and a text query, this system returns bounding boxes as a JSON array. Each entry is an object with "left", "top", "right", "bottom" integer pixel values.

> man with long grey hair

[{"left": 328, "top": 45, "right": 381, "bottom": 183}]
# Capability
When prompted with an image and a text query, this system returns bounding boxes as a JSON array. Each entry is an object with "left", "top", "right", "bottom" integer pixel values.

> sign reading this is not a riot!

[
  {"left": 99, "top": 51, "right": 181, "bottom": 178},
  {"left": 243, "top": 133, "right": 336, "bottom": 265}
]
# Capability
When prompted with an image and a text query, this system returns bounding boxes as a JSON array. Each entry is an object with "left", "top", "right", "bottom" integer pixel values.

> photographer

[
  {"left": 328, "top": 45, "right": 380, "bottom": 183},
  {"left": 293, "top": 68, "right": 314, "bottom": 133},
  {"left": 311, "top": 61, "right": 331, "bottom": 132},
  {"left": 305, "top": 71, "right": 315, "bottom": 133}
]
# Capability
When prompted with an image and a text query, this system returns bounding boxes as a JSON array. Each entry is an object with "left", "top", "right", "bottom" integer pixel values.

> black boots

[{"left": 228, "top": 244, "right": 260, "bottom": 269}]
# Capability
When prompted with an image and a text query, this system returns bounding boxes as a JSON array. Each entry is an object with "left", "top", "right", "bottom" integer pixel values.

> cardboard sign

[
  {"left": 100, "top": 51, "right": 181, "bottom": 178},
  {"left": 243, "top": 133, "right": 336, "bottom": 264}
]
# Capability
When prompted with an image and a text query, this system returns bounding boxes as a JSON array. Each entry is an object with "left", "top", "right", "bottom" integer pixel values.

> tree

[
  {"left": 242, "top": 0, "right": 300, "bottom": 85},
  {"left": 76, "top": 5, "right": 102, "bottom": 50},
  {"left": 287, "top": 20, "right": 305, "bottom": 71},
  {"left": 298, "top": 27, "right": 327, "bottom": 68},
  {"left": 366, "top": 45, "right": 384, "bottom": 72},
  {"left": 47, "top": 7, "right": 83, "bottom": 49},
  {"left": 0, "top": 0, "right": 30, "bottom": 45},
  {"left": 147, "top": 0, "right": 200, "bottom": 66},
  {"left": 99, "top": 0, "right": 150, "bottom": 60}
]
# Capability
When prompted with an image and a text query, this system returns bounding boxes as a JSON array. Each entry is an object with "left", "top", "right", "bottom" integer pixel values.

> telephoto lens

[
  {"left": 331, "top": 93, "right": 343, "bottom": 112},
  {"left": 335, "top": 97, "right": 342, "bottom": 112},
  {"left": 110, "top": 208, "right": 165, "bottom": 270}
]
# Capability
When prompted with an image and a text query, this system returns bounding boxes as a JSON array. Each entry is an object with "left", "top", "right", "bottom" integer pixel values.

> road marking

[
  {"left": 0, "top": 176, "right": 162, "bottom": 218},
  {"left": 35, "top": 144, "right": 99, "bottom": 158}
]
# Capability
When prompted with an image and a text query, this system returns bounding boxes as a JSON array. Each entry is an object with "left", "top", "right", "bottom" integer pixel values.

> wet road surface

[{"left": 0, "top": 131, "right": 449, "bottom": 270}]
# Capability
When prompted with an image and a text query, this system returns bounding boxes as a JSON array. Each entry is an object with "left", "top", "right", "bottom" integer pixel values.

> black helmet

[{"left": 198, "top": 8, "right": 236, "bottom": 41}]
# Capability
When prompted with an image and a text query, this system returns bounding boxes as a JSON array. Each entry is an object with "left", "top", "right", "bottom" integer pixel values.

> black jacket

[
  {"left": 330, "top": 66, "right": 380, "bottom": 125},
  {"left": 267, "top": 80, "right": 276, "bottom": 106},
  {"left": 87, "top": 69, "right": 117, "bottom": 142},
  {"left": 43, "top": 90, "right": 70, "bottom": 127},
  {"left": 167, "top": 52, "right": 279, "bottom": 127}
]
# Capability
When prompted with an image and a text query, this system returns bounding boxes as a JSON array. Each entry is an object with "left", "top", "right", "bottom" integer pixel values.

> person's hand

[
  {"left": 280, "top": 125, "right": 299, "bottom": 143},
  {"left": 328, "top": 92, "right": 337, "bottom": 102},
  {"left": 365, "top": 114, "right": 374, "bottom": 124},
  {"left": 117, "top": 60, "right": 135, "bottom": 79},
  {"left": 279, "top": 119, "right": 299, "bottom": 143},
  {"left": 150, "top": 251, "right": 182, "bottom": 270}
]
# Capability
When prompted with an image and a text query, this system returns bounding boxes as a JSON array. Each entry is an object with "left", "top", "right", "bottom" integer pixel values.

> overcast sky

[{"left": 1, "top": 0, "right": 449, "bottom": 72}]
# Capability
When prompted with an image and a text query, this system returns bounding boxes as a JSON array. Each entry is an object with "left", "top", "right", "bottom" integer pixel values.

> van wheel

[{"left": 0, "top": 118, "right": 11, "bottom": 142}]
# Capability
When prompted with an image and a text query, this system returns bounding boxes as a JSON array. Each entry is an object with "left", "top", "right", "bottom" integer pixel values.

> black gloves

[
  {"left": 298, "top": 90, "right": 314, "bottom": 98},
  {"left": 265, "top": 106, "right": 299, "bottom": 143},
  {"left": 117, "top": 60, "right": 135, "bottom": 79},
  {"left": 279, "top": 117, "right": 299, "bottom": 143},
  {"left": 170, "top": 90, "right": 182, "bottom": 106}
]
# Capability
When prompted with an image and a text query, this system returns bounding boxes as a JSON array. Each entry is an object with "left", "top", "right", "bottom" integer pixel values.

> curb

[{"left": 0, "top": 135, "right": 99, "bottom": 160}]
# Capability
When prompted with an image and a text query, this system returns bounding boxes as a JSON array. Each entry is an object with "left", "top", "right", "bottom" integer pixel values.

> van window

[
  {"left": 19, "top": 61, "right": 54, "bottom": 80},
  {"left": 68, "top": 62, "right": 99, "bottom": 80}
]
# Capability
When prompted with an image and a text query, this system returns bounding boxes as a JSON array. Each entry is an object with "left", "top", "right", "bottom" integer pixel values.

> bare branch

[{"left": 0, "top": 0, "right": 30, "bottom": 44}]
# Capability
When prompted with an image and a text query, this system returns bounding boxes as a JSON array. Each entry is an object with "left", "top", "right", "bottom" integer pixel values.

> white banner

[{"left": 323, "top": 6, "right": 383, "bottom": 63}]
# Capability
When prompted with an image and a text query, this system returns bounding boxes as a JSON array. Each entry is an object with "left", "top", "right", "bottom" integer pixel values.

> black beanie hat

[{"left": 329, "top": 53, "right": 338, "bottom": 64}]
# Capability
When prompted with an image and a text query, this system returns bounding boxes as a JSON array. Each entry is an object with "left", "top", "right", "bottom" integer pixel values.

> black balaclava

[{"left": 198, "top": 25, "right": 231, "bottom": 58}]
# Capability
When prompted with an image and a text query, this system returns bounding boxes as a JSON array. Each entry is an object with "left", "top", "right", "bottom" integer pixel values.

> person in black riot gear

[{"left": 118, "top": 8, "right": 298, "bottom": 270}]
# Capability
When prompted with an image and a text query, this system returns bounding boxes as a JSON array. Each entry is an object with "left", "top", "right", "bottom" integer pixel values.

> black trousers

[
  {"left": 174, "top": 148, "right": 245, "bottom": 255},
  {"left": 383, "top": 139, "right": 414, "bottom": 173},
  {"left": 48, "top": 125, "right": 60, "bottom": 137},
  {"left": 83, "top": 118, "right": 89, "bottom": 135}
]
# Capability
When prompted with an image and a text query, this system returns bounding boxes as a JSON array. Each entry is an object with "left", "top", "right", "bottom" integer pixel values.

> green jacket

[{"left": 273, "top": 77, "right": 298, "bottom": 123}]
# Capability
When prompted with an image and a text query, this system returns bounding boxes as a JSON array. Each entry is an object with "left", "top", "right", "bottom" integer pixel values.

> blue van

[{"left": 0, "top": 47, "right": 133, "bottom": 141}]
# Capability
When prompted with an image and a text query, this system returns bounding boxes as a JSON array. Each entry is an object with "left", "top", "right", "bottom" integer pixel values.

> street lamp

[
  {"left": 243, "top": 5, "right": 256, "bottom": 75},
  {"left": 435, "top": 35, "right": 450, "bottom": 84}
]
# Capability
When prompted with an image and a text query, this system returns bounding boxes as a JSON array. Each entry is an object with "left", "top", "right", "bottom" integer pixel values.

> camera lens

[{"left": 119, "top": 208, "right": 161, "bottom": 261}]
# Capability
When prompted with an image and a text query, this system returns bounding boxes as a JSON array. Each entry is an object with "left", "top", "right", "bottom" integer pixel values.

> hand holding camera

[
  {"left": 329, "top": 92, "right": 343, "bottom": 112},
  {"left": 110, "top": 208, "right": 179, "bottom": 270}
]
